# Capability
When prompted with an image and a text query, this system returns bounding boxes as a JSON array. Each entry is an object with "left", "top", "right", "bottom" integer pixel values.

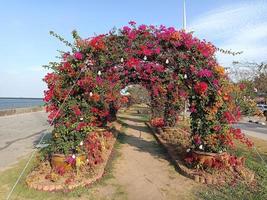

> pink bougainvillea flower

[
  {"left": 138, "top": 24, "right": 147, "bottom": 31},
  {"left": 122, "top": 26, "right": 131, "bottom": 33},
  {"left": 193, "top": 135, "right": 202, "bottom": 145},
  {"left": 74, "top": 52, "right": 83, "bottom": 60},
  {"left": 127, "top": 31, "right": 137, "bottom": 40},
  {"left": 213, "top": 125, "right": 221, "bottom": 132},
  {"left": 197, "top": 69, "right": 213, "bottom": 78},
  {"left": 212, "top": 79, "right": 219, "bottom": 88},
  {"left": 154, "top": 47, "right": 161, "bottom": 54},
  {"left": 66, "top": 156, "right": 76, "bottom": 165},
  {"left": 189, "top": 106, "right": 197, "bottom": 113},
  {"left": 239, "top": 83, "right": 246, "bottom": 90},
  {"left": 63, "top": 52, "right": 70, "bottom": 61},
  {"left": 129, "top": 21, "right": 136, "bottom": 26}
]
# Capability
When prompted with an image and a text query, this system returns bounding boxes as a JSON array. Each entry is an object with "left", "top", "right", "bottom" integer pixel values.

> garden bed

[
  {"left": 146, "top": 122, "right": 255, "bottom": 185},
  {"left": 26, "top": 122, "right": 122, "bottom": 192}
]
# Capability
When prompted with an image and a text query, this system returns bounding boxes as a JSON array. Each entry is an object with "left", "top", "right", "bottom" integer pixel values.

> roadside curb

[{"left": 0, "top": 106, "right": 44, "bottom": 117}]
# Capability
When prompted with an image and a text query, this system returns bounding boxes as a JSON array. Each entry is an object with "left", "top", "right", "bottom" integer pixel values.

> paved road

[
  {"left": 235, "top": 120, "right": 267, "bottom": 141},
  {"left": 0, "top": 111, "right": 49, "bottom": 171}
]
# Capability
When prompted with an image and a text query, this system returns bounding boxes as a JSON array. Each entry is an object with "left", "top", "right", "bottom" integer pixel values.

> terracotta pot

[
  {"left": 51, "top": 154, "right": 86, "bottom": 172},
  {"left": 192, "top": 151, "right": 228, "bottom": 168},
  {"left": 162, "top": 127, "right": 177, "bottom": 135},
  {"left": 95, "top": 127, "right": 107, "bottom": 132}
]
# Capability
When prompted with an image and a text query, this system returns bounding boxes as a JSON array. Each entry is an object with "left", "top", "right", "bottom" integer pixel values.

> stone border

[
  {"left": 26, "top": 122, "right": 122, "bottom": 192},
  {"left": 0, "top": 106, "right": 44, "bottom": 117},
  {"left": 145, "top": 122, "right": 254, "bottom": 185}
]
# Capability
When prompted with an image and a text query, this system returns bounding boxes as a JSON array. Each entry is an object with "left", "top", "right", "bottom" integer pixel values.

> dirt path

[{"left": 91, "top": 106, "right": 198, "bottom": 200}]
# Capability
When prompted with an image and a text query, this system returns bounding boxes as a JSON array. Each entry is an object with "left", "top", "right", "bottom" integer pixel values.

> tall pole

[
  {"left": 183, "top": 0, "right": 187, "bottom": 121},
  {"left": 183, "top": 0, "right": 187, "bottom": 30}
]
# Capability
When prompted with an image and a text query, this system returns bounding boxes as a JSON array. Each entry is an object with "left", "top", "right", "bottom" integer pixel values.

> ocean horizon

[{"left": 0, "top": 97, "right": 44, "bottom": 110}]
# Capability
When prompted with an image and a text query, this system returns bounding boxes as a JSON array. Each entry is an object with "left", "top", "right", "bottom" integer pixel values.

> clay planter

[
  {"left": 95, "top": 127, "right": 107, "bottom": 132},
  {"left": 162, "top": 127, "right": 177, "bottom": 135},
  {"left": 192, "top": 150, "right": 228, "bottom": 168},
  {"left": 51, "top": 153, "right": 86, "bottom": 172}
]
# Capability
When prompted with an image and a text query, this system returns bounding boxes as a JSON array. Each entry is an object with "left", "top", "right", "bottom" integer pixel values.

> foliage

[
  {"left": 232, "top": 82, "right": 261, "bottom": 116},
  {"left": 126, "top": 85, "right": 150, "bottom": 105},
  {"left": 44, "top": 21, "right": 249, "bottom": 157}
]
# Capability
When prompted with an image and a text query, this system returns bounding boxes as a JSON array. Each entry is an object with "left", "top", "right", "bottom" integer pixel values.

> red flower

[
  {"left": 89, "top": 35, "right": 106, "bottom": 50},
  {"left": 44, "top": 89, "right": 53, "bottom": 102},
  {"left": 151, "top": 118, "right": 165, "bottom": 127},
  {"left": 223, "top": 111, "right": 236, "bottom": 124},
  {"left": 194, "top": 82, "right": 208, "bottom": 95},
  {"left": 91, "top": 93, "right": 100, "bottom": 102},
  {"left": 72, "top": 105, "right": 82, "bottom": 116},
  {"left": 126, "top": 57, "right": 140, "bottom": 69},
  {"left": 120, "top": 96, "right": 129, "bottom": 104}
]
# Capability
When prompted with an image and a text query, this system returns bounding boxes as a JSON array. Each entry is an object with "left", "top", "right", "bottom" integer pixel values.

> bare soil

[{"left": 94, "top": 106, "right": 198, "bottom": 200}]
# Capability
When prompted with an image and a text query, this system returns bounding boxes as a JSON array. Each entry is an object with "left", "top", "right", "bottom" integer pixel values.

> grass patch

[
  {"left": 199, "top": 137, "right": 267, "bottom": 200},
  {"left": 0, "top": 124, "right": 129, "bottom": 200}
]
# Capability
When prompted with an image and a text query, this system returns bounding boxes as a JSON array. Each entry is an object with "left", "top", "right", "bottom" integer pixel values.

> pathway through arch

[{"left": 91, "top": 105, "right": 199, "bottom": 200}]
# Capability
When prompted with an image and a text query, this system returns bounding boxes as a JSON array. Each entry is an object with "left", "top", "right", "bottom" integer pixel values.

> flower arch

[{"left": 44, "top": 22, "right": 252, "bottom": 155}]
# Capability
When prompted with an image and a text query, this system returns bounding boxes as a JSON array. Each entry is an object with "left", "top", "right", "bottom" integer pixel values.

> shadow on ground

[{"left": 116, "top": 115, "right": 169, "bottom": 163}]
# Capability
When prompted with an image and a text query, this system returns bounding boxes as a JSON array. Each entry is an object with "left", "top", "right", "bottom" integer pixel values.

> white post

[
  {"left": 183, "top": 0, "right": 187, "bottom": 30},
  {"left": 183, "top": 0, "right": 187, "bottom": 121}
]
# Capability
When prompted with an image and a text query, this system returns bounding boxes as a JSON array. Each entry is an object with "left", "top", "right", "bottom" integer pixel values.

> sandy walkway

[{"left": 91, "top": 107, "right": 198, "bottom": 200}]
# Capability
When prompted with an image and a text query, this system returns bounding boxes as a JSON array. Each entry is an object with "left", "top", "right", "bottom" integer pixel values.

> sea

[{"left": 0, "top": 98, "right": 44, "bottom": 110}]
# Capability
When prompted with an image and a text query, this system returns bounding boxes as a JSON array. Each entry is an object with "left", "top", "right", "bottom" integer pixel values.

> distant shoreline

[
  {"left": 0, "top": 106, "right": 45, "bottom": 117},
  {"left": 0, "top": 97, "right": 43, "bottom": 100}
]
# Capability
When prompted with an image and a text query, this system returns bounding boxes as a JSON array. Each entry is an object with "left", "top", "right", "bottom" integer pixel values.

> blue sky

[{"left": 0, "top": 0, "right": 266, "bottom": 97}]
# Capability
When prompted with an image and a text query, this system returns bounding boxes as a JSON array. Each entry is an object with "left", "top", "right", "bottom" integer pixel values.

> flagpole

[
  {"left": 183, "top": 0, "right": 187, "bottom": 30},
  {"left": 183, "top": 0, "right": 187, "bottom": 121}
]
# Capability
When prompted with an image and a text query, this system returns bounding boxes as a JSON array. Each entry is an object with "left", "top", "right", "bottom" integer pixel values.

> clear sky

[{"left": 0, "top": 0, "right": 266, "bottom": 97}]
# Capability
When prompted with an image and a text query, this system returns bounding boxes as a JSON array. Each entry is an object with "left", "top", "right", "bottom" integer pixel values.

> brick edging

[
  {"left": 26, "top": 122, "right": 122, "bottom": 192},
  {"left": 145, "top": 122, "right": 242, "bottom": 185}
]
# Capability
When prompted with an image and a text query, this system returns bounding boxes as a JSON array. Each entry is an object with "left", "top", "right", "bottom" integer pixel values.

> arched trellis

[{"left": 44, "top": 22, "right": 252, "bottom": 155}]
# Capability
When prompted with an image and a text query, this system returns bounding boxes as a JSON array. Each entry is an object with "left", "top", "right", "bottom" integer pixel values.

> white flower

[
  {"left": 86, "top": 159, "right": 89, "bottom": 162},
  {"left": 120, "top": 58, "right": 124, "bottom": 63},
  {"left": 143, "top": 56, "right": 147, "bottom": 61},
  {"left": 165, "top": 59, "right": 169, "bottom": 64},
  {"left": 199, "top": 145, "right": 203, "bottom": 150},
  {"left": 97, "top": 71, "right": 101, "bottom": 76},
  {"left": 80, "top": 117, "right": 84, "bottom": 121},
  {"left": 186, "top": 148, "right": 191, "bottom": 153},
  {"left": 184, "top": 74, "right": 187, "bottom": 79},
  {"left": 89, "top": 92, "right": 93, "bottom": 97},
  {"left": 219, "top": 150, "right": 222, "bottom": 153},
  {"left": 72, "top": 154, "right": 76, "bottom": 159},
  {"left": 80, "top": 141, "right": 84, "bottom": 146}
]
